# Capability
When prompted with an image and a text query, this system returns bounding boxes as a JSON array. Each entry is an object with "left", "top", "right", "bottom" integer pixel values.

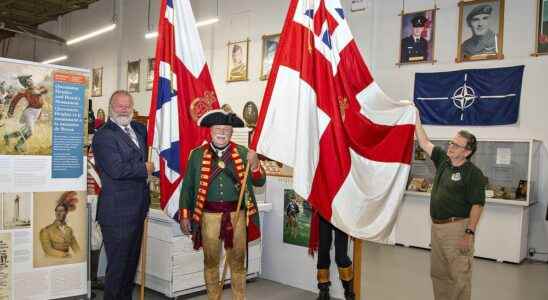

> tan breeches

[{"left": 202, "top": 211, "right": 247, "bottom": 300}]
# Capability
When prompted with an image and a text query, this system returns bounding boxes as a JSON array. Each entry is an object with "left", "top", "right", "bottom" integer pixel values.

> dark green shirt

[{"left": 430, "top": 146, "right": 486, "bottom": 220}]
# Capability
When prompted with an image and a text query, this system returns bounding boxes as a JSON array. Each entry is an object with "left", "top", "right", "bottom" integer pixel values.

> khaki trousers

[
  {"left": 202, "top": 211, "right": 247, "bottom": 300},
  {"left": 431, "top": 219, "right": 474, "bottom": 300}
]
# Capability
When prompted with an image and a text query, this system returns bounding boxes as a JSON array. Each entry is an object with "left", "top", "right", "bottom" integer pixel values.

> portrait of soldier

[
  {"left": 39, "top": 191, "right": 81, "bottom": 258},
  {"left": 461, "top": 4, "right": 497, "bottom": 57}
]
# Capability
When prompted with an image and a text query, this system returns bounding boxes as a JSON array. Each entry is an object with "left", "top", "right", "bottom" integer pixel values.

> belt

[
  {"left": 204, "top": 201, "right": 238, "bottom": 249},
  {"left": 432, "top": 217, "right": 465, "bottom": 224}
]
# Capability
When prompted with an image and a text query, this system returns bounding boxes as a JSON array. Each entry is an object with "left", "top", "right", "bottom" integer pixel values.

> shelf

[{"left": 404, "top": 191, "right": 531, "bottom": 207}]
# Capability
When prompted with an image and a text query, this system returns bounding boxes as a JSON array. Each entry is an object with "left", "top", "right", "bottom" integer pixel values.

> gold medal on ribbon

[{"left": 218, "top": 161, "right": 226, "bottom": 169}]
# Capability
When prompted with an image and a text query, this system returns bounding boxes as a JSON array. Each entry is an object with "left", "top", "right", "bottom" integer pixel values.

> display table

[
  {"left": 395, "top": 191, "right": 531, "bottom": 263},
  {"left": 136, "top": 202, "right": 272, "bottom": 298}
]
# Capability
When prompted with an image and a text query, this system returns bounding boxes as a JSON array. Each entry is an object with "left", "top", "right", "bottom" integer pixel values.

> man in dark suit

[
  {"left": 92, "top": 90, "right": 153, "bottom": 300},
  {"left": 401, "top": 15, "right": 429, "bottom": 63}
]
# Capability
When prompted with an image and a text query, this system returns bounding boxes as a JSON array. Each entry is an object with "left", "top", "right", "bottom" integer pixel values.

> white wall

[{"left": 3, "top": 0, "right": 547, "bottom": 260}]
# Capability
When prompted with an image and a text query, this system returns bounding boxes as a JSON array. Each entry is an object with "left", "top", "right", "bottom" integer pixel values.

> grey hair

[
  {"left": 108, "top": 90, "right": 134, "bottom": 116},
  {"left": 457, "top": 130, "right": 478, "bottom": 159}
]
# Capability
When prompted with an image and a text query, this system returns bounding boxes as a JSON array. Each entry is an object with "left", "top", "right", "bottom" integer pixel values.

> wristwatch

[{"left": 465, "top": 228, "right": 475, "bottom": 236}]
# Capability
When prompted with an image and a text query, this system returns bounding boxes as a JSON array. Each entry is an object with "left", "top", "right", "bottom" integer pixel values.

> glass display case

[{"left": 406, "top": 139, "right": 542, "bottom": 206}]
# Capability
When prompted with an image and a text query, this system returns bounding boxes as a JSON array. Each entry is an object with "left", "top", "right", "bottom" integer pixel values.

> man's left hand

[
  {"left": 457, "top": 234, "right": 473, "bottom": 253},
  {"left": 247, "top": 150, "right": 259, "bottom": 171}
]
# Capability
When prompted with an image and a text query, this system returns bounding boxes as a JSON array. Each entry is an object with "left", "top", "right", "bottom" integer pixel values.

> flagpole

[
  {"left": 218, "top": 163, "right": 251, "bottom": 289},
  {"left": 353, "top": 238, "right": 363, "bottom": 299},
  {"left": 140, "top": 146, "right": 153, "bottom": 300}
]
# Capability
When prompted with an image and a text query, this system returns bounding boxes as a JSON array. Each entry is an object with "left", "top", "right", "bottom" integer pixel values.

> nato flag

[{"left": 414, "top": 65, "right": 524, "bottom": 125}]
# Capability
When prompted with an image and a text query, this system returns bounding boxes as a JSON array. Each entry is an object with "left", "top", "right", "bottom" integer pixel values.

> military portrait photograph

[
  {"left": 33, "top": 191, "right": 86, "bottom": 268},
  {"left": 283, "top": 189, "right": 312, "bottom": 248},
  {"left": 260, "top": 34, "right": 280, "bottom": 80},
  {"left": 535, "top": 0, "right": 548, "bottom": 55},
  {"left": 91, "top": 67, "right": 102, "bottom": 97},
  {"left": 399, "top": 9, "right": 436, "bottom": 64},
  {"left": 226, "top": 39, "right": 249, "bottom": 82},
  {"left": 0, "top": 64, "right": 53, "bottom": 156},
  {"left": 127, "top": 59, "right": 140, "bottom": 93},
  {"left": 457, "top": 0, "right": 505, "bottom": 62},
  {"left": 2, "top": 193, "right": 31, "bottom": 230}
]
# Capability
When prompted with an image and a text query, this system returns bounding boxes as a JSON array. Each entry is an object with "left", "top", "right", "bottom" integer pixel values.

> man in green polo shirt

[
  {"left": 415, "top": 115, "right": 486, "bottom": 300},
  {"left": 179, "top": 109, "right": 265, "bottom": 300}
]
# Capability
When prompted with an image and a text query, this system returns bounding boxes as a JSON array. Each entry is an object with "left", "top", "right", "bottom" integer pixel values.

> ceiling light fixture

[
  {"left": 144, "top": 17, "right": 219, "bottom": 39},
  {"left": 41, "top": 55, "right": 68, "bottom": 64},
  {"left": 66, "top": 23, "right": 116, "bottom": 45}
]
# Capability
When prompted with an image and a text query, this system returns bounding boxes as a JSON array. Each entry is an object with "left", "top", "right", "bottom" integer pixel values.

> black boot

[
  {"left": 341, "top": 279, "right": 355, "bottom": 300},
  {"left": 317, "top": 282, "right": 331, "bottom": 300}
]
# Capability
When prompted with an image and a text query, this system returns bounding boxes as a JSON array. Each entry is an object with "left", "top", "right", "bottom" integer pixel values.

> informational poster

[
  {"left": 0, "top": 232, "right": 11, "bottom": 300},
  {"left": 0, "top": 57, "right": 88, "bottom": 299}
]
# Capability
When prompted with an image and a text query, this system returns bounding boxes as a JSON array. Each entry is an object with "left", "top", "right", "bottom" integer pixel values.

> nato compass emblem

[{"left": 416, "top": 73, "right": 517, "bottom": 121}]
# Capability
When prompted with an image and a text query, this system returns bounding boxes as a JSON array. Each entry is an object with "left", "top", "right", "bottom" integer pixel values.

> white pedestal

[{"left": 395, "top": 192, "right": 530, "bottom": 263}]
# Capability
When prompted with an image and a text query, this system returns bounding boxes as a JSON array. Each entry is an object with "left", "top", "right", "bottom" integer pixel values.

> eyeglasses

[{"left": 448, "top": 141, "right": 468, "bottom": 149}]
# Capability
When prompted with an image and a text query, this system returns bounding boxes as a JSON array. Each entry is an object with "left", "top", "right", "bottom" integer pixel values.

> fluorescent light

[
  {"left": 67, "top": 24, "right": 116, "bottom": 45},
  {"left": 196, "top": 17, "right": 219, "bottom": 27},
  {"left": 41, "top": 55, "right": 68, "bottom": 64},
  {"left": 144, "top": 17, "right": 219, "bottom": 39},
  {"left": 145, "top": 31, "right": 158, "bottom": 39}
]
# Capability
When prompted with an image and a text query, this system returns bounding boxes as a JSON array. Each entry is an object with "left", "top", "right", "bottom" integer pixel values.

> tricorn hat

[
  {"left": 197, "top": 109, "right": 245, "bottom": 128},
  {"left": 411, "top": 15, "right": 427, "bottom": 28}
]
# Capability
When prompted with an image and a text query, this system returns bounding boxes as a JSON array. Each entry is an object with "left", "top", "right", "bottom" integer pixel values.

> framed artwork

[
  {"left": 456, "top": 0, "right": 505, "bottom": 62},
  {"left": 226, "top": 39, "right": 249, "bottom": 82},
  {"left": 146, "top": 58, "right": 155, "bottom": 90},
  {"left": 534, "top": 0, "right": 548, "bottom": 55},
  {"left": 398, "top": 9, "right": 436, "bottom": 65},
  {"left": 127, "top": 59, "right": 140, "bottom": 93},
  {"left": 91, "top": 67, "right": 102, "bottom": 97},
  {"left": 282, "top": 189, "right": 312, "bottom": 248},
  {"left": 260, "top": 34, "right": 280, "bottom": 81},
  {"left": 351, "top": 0, "right": 367, "bottom": 12}
]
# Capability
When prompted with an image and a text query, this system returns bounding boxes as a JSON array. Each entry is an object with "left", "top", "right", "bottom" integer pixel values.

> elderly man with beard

[
  {"left": 179, "top": 109, "right": 265, "bottom": 300},
  {"left": 92, "top": 90, "right": 153, "bottom": 300}
]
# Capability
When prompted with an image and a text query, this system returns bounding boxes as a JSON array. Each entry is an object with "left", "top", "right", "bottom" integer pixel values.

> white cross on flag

[{"left": 250, "top": 0, "right": 417, "bottom": 242}]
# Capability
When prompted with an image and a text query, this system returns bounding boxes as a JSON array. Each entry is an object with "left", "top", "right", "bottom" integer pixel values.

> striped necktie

[{"left": 124, "top": 126, "right": 140, "bottom": 148}]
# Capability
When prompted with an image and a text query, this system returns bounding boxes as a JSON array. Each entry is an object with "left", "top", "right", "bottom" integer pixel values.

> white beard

[{"left": 111, "top": 111, "right": 134, "bottom": 126}]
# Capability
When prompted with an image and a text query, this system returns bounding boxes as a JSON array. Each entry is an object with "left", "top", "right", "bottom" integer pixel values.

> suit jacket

[{"left": 92, "top": 119, "right": 149, "bottom": 226}]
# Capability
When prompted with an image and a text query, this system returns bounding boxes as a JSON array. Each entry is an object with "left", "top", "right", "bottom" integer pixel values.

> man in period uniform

[
  {"left": 401, "top": 14, "right": 429, "bottom": 63},
  {"left": 461, "top": 4, "right": 497, "bottom": 58},
  {"left": 179, "top": 109, "right": 266, "bottom": 300},
  {"left": 3, "top": 75, "right": 48, "bottom": 152}
]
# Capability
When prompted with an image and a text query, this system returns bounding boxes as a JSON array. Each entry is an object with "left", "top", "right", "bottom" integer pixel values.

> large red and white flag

[
  {"left": 147, "top": 0, "right": 219, "bottom": 219},
  {"left": 250, "top": 0, "right": 416, "bottom": 242}
]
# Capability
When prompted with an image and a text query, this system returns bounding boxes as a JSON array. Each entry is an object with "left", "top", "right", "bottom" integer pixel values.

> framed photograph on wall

[
  {"left": 226, "top": 39, "right": 249, "bottom": 82},
  {"left": 146, "top": 58, "right": 155, "bottom": 90},
  {"left": 91, "top": 67, "right": 102, "bottom": 97},
  {"left": 456, "top": 0, "right": 505, "bottom": 63},
  {"left": 127, "top": 59, "right": 140, "bottom": 93},
  {"left": 260, "top": 34, "right": 280, "bottom": 81},
  {"left": 534, "top": 0, "right": 548, "bottom": 55},
  {"left": 398, "top": 9, "right": 436, "bottom": 65}
]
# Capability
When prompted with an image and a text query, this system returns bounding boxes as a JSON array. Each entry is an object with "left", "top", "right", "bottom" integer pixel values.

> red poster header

[{"left": 53, "top": 72, "right": 87, "bottom": 84}]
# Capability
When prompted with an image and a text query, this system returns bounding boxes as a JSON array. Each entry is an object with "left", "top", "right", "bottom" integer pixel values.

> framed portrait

[
  {"left": 226, "top": 39, "right": 249, "bottom": 82},
  {"left": 260, "top": 34, "right": 280, "bottom": 81},
  {"left": 91, "top": 67, "right": 102, "bottom": 97},
  {"left": 534, "top": 0, "right": 548, "bottom": 55},
  {"left": 127, "top": 59, "right": 140, "bottom": 92},
  {"left": 456, "top": 0, "right": 505, "bottom": 62},
  {"left": 398, "top": 9, "right": 436, "bottom": 65},
  {"left": 146, "top": 58, "right": 155, "bottom": 90}
]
